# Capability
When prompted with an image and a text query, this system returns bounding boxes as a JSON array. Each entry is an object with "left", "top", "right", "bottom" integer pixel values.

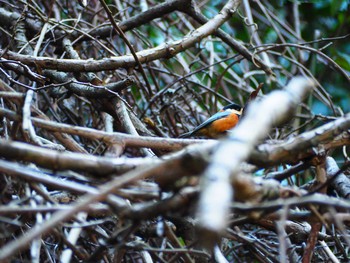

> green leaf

[{"left": 335, "top": 51, "right": 350, "bottom": 71}]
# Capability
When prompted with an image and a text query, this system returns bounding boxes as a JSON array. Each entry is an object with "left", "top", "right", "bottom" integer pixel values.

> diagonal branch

[{"left": 197, "top": 77, "right": 315, "bottom": 248}]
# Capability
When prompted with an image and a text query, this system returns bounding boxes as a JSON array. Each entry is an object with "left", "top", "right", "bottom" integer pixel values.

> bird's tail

[{"left": 178, "top": 131, "right": 193, "bottom": 138}]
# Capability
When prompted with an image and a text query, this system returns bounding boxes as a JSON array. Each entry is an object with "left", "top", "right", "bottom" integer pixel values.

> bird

[{"left": 179, "top": 102, "right": 243, "bottom": 139}]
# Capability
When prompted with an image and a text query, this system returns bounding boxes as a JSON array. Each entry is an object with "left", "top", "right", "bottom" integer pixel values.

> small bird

[{"left": 179, "top": 103, "right": 243, "bottom": 139}]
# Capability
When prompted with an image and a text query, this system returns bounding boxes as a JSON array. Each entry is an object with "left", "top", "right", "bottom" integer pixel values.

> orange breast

[
  {"left": 205, "top": 113, "right": 239, "bottom": 138},
  {"left": 210, "top": 113, "right": 239, "bottom": 132}
]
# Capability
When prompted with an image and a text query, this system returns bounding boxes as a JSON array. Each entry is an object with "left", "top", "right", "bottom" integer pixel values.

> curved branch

[{"left": 0, "top": 0, "right": 242, "bottom": 73}]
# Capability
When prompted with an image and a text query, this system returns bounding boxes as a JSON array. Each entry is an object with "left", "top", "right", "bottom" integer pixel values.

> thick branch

[
  {"left": 0, "top": 0, "right": 241, "bottom": 72},
  {"left": 197, "top": 77, "right": 314, "bottom": 247}
]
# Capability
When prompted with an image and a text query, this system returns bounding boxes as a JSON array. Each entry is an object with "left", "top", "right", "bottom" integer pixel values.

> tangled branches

[{"left": 0, "top": 0, "right": 350, "bottom": 262}]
